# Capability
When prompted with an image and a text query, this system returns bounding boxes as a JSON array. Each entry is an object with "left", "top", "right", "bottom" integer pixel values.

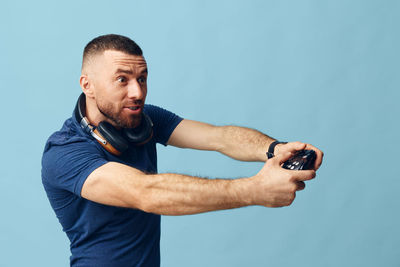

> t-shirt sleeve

[
  {"left": 144, "top": 104, "right": 183, "bottom": 146},
  {"left": 41, "top": 139, "right": 108, "bottom": 197}
]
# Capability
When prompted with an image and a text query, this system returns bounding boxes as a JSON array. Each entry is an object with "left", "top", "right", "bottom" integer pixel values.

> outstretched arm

[
  {"left": 167, "top": 119, "right": 276, "bottom": 162},
  {"left": 81, "top": 144, "right": 316, "bottom": 215},
  {"left": 168, "top": 119, "right": 324, "bottom": 169}
]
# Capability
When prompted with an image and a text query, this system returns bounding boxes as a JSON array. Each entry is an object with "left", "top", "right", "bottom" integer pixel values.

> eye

[
  {"left": 138, "top": 76, "right": 147, "bottom": 84},
  {"left": 117, "top": 76, "right": 127, "bottom": 83}
]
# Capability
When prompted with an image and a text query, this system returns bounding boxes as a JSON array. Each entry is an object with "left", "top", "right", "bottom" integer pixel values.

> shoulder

[
  {"left": 143, "top": 104, "right": 184, "bottom": 145},
  {"left": 143, "top": 104, "right": 183, "bottom": 129},
  {"left": 144, "top": 104, "right": 183, "bottom": 122},
  {"left": 143, "top": 104, "right": 172, "bottom": 116},
  {"left": 44, "top": 117, "right": 85, "bottom": 148},
  {"left": 42, "top": 117, "right": 106, "bottom": 179}
]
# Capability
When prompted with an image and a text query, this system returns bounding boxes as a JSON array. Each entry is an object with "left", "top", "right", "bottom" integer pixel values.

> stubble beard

[{"left": 97, "top": 100, "right": 141, "bottom": 129}]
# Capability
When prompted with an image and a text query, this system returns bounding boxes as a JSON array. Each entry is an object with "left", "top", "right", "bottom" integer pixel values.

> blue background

[{"left": 0, "top": 0, "right": 399, "bottom": 266}]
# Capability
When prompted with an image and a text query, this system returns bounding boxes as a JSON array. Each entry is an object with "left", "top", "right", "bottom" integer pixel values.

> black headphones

[{"left": 74, "top": 93, "right": 153, "bottom": 156}]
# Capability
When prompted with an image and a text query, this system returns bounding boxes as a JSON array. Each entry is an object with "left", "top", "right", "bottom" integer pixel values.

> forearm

[
  {"left": 217, "top": 125, "right": 276, "bottom": 162},
  {"left": 83, "top": 162, "right": 254, "bottom": 216},
  {"left": 140, "top": 173, "right": 253, "bottom": 215}
]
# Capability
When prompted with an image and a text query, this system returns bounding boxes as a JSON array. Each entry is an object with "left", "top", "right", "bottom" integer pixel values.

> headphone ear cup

[
  {"left": 97, "top": 121, "right": 130, "bottom": 154},
  {"left": 124, "top": 112, "right": 154, "bottom": 145}
]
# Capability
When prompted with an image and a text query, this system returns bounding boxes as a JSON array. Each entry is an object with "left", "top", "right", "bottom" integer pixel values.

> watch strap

[{"left": 267, "top": 141, "right": 287, "bottom": 159}]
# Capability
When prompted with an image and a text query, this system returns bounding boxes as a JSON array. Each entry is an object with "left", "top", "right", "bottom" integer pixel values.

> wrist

[
  {"left": 231, "top": 177, "right": 255, "bottom": 206},
  {"left": 267, "top": 141, "right": 287, "bottom": 158},
  {"left": 273, "top": 143, "right": 286, "bottom": 155}
]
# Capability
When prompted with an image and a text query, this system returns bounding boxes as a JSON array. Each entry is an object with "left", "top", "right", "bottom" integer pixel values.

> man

[{"left": 42, "top": 34, "right": 323, "bottom": 267}]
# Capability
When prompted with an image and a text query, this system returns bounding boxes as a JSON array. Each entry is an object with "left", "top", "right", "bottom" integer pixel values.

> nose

[{"left": 127, "top": 80, "right": 145, "bottom": 100}]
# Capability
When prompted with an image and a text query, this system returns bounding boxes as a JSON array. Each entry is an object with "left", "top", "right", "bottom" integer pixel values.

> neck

[{"left": 84, "top": 97, "right": 107, "bottom": 127}]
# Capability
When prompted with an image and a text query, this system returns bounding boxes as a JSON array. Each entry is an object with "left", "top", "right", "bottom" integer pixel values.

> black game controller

[{"left": 282, "top": 150, "right": 316, "bottom": 170}]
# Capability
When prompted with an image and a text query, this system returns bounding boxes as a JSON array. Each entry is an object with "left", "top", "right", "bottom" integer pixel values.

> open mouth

[{"left": 128, "top": 106, "right": 140, "bottom": 111}]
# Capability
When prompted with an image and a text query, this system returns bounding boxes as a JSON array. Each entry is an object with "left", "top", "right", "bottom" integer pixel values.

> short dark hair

[{"left": 82, "top": 34, "right": 143, "bottom": 69}]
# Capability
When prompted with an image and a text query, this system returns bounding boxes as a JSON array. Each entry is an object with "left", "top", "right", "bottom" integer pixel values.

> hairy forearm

[
  {"left": 217, "top": 126, "right": 276, "bottom": 162},
  {"left": 83, "top": 162, "right": 255, "bottom": 216},
  {"left": 139, "top": 173, "right": 253, "bottom": 215}
]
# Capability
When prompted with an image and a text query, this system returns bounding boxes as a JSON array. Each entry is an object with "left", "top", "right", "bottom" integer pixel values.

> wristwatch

[{"left": 266, "top": 141, "right": 287, "bottom": 159}]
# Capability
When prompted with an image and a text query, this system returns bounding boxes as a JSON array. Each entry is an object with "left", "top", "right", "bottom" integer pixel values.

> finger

[
  {"left": 315, "top": 149, "right": 324, "bottom": 169},
  {"left": 288, "top": 141, "right": 307, "bottom": 151},
  {"left": 273, "top": 152, "right": 295, "bottom": 165},
  {"left": 282, "top": 142, "right": 306, "bottom": 153},
  {"left": 295, "top": 181, "right": 306, "bottom": 191},
  {"left": 274, "top": 141, "right": 305, "bottom": 154},
  {"left": 290, "top": 169, "right": 316, "bottom": 181}
]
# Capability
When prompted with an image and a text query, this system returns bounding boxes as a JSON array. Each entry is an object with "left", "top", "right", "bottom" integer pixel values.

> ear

[{"left": 79, "top": 74, "right": 95, "bottom": 98}]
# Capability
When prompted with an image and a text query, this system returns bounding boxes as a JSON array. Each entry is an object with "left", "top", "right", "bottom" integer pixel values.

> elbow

[
  {"left": 131, "top": 192, "right": 177, "bottom": 215},
  {"left": 213, "top": 125, "right": 228, "bottom": 153},
  {"left": 126, "top": 186, "right": 161, "bottom": 214},
  {"left": 135, "top": 197, "right": 157, "bottom": 214}
]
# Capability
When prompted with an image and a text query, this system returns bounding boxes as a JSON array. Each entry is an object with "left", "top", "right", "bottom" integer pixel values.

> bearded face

[
  {"left": 83, "top": 50, "right": 148, "bottom": 129},
  {"left": 96, "top": 97, "right": 142, "bottom": 129}
]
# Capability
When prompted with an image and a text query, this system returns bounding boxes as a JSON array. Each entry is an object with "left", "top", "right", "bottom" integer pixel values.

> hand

[
  {"left": 251, "top": 149, "right": 316, "bottom": 207},
  {"left": 274, "top": 141, "right": 324, "bottom": 171}
]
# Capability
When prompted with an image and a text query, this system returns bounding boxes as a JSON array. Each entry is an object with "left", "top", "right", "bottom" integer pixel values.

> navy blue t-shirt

[{"left": 41, "top": 104, "right": 183, "bottom": 267}]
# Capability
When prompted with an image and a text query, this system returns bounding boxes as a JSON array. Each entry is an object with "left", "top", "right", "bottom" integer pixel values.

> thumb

[
  {"left": 273, "top": 152, "right": 294, "bottom": 165},
  {"left": 284, "top": 142, "right": 306, "bottom": 153}
]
